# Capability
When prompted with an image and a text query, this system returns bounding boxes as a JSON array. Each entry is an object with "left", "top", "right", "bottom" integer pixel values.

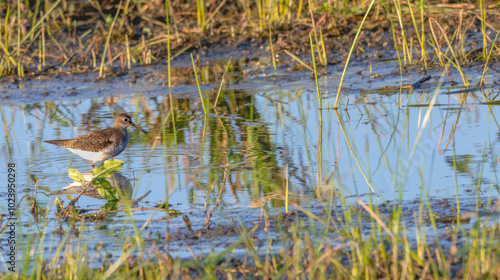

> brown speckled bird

[{"left": 44, "top": 113, "right": 147, "bottom": 167}]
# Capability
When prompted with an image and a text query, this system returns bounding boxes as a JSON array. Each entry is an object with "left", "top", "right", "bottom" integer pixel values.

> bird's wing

[{"left": 45, "top": 128, "right": 120, "bottom": 152}]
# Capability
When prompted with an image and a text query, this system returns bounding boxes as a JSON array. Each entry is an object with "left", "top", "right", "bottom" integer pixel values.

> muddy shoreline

[{"left": 1, "top": 1, "right": 499, "bottom": 79}]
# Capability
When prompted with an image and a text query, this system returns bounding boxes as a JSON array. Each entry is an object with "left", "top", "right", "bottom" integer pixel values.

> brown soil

[{"left": 1, "top": 0, "right": 499, "bottom": 78}]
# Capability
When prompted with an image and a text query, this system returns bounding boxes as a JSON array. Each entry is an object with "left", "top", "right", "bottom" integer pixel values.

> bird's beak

[{"left": 131, "top": 122, "right": 148, "bottom": 134}]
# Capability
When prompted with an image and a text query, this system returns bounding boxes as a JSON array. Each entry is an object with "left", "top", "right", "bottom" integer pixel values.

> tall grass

[
  {"left": 334, "top": 0, "right": 377, "bottom": 109},
  {"left": 269, "top": 24, "right": 277, "bottom": 74},
  {"left": 191, "top": 53, "right": 208, "bottom": 115},
  {"left": 16, "top": 0, "right": 23, "bottom": 77},
  {"left": 196, "top": 0, "right": 205, "bottom": 29},
  {"left": 310, "top": 34, "right": 321, "bottom": 108},
  {"left": 479, "top": 31, "right": 499, "bottom": 86},
  {"left": 0, "top": 0, "right": 60, "bottom": 76},
  {"left": 429, "top": 19, "right": 469, "bottom": 86},
  {"left": 0, "top": 0, "right": 495, "bottom": 78},
  {"left": 99, "top": 2, "right": 122, "bottom": 78}
]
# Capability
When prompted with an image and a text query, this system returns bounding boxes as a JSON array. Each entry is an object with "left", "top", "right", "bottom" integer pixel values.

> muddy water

[{"left": 1, "top": 55, "right": 500, "bottom": 264}]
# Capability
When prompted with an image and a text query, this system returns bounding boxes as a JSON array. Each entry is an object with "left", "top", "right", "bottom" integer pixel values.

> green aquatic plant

[
  {"left": 334, "top": 0, "right": 377, "bottom": 109},
  {"left": 269, "top": 24, "right": 277, "bottom": 74},
  {"left": 99, "top": 2, "right": 122, "bottom": 78},
  {"left": 310, "top": 34, "right": 321, "bottom": 108},
  {"left": 68, "top": 159, "right": 124, "bottom": 202},
  {"left": 191, "top": 53, "right": 208, "bottom": 115},
  {"left": 28, "top": 173, "right": 49, "bottom": 216},
  {"left": 214, "top": 57, "right": 232, "bottom": 109}
]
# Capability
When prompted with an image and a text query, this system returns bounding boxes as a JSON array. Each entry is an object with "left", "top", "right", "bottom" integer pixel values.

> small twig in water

[
  {"left": 201, "top": 182, "right": 224, "bottom": 230},
  {"left": 181, "top": 234, "right": 199, "bottom": 260}
]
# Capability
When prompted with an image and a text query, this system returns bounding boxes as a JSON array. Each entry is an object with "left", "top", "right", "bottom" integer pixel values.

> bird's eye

[{"left": 123, "top": 118, "right": 129, "bottom": 122}]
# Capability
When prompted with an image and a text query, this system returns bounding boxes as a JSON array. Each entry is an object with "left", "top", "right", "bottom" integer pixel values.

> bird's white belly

[{"left": 68, "top": 149, "right": 103, "bottom": 161}]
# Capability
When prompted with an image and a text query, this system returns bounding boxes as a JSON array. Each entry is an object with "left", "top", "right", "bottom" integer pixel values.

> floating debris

[{"left": 412, "top": 75, "right": 431, "bottom": 89}]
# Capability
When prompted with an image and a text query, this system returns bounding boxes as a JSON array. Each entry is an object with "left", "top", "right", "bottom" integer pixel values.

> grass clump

[{"left": 0, "top": 0, "right": 497, "bottom": 79}]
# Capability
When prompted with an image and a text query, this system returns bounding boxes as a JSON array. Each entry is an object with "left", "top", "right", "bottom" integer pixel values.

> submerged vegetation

[{"left": 1, "top": 0, "right": 500, "bottom": 279}]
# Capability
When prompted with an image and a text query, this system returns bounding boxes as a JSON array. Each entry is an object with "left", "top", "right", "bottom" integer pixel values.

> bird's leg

[
  {"left": 111, "top": 143, "right": 116, "bottom": 160},
  {"left": 92, "top": 162, "right": 95, "bottom": 168}
]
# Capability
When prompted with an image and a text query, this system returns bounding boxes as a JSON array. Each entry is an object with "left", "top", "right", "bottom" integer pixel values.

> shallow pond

[{"left": 1, "top": 55, "right": 500, "bottom": 265}]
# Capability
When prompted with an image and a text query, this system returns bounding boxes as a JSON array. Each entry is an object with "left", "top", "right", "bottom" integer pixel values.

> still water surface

[{"left": 0, "top": 63, "right": 499, "bottom": 261}]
